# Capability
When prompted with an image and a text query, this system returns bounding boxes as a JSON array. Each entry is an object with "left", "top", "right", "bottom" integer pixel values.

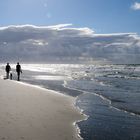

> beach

[
  {"left": 0, "top": 64, "right": 140, "bottom": 140},
  {"left": 0, "top": 78, "right": 84, "bottom": 140}
]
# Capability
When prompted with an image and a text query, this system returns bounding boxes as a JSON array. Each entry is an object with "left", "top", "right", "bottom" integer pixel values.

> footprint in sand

[{"left": 20, "top": 136, "right": 25, "bottom": 139}]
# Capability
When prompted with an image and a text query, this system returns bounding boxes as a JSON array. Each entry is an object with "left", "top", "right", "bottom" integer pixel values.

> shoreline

[
  {"left": 14, "top": 79, "right": 88, "bottom": 139},
  {"left": 16, "top": 78, "right": 89, "bottom": 140},
  {"left": 16, "top": 80, "right": 89, "bottom": 140},
  {"left": 0, "top": 77, "right": 85, "bottom": 140}
]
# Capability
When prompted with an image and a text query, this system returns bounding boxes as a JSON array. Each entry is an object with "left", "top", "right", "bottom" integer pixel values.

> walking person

[
  {"left": 16, "top": 62, "right": 22, "bottom": 81},
  {"left": 5, "top": 63, "right": 11, "bottom": 79}
]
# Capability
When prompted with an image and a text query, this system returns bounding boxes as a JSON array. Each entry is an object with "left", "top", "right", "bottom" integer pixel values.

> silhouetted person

[
  {"left": 5, "top": 63, "right": 11, "bottom": 79},
  {"left": 16, "top": 62, "right": 22, "bottom": 81}
]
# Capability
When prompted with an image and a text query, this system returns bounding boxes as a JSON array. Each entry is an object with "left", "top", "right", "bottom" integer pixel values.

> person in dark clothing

[
  {"left": 16, "top": 62, "right": 22, "bottom": 81},
  {"left": 5, "top": 63, "right": 11, "bottom": 79}
]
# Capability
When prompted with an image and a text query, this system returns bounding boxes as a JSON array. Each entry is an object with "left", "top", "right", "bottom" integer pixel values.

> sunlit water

[{"left": 0, "top": 64, "right": 140, "bottom": 140}]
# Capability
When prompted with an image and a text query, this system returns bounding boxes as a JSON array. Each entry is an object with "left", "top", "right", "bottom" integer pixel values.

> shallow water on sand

[{"left": 0, "top": 64, "right": 140, "bottom": 140}]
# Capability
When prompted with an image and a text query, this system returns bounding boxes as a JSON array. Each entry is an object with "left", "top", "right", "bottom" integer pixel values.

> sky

[
  {"left": 0, "top": 0, "right": 140, "bottom": 64},
  {"left": 0, "top": 25, "right": 140, "bottom": 64},
  {"left": 0, "top": 0, "right": 140, "bottom": 34}
]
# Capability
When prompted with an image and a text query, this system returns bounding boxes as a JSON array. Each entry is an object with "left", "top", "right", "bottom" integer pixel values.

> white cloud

[
  {"left": 0, "top": 24, "right": 140, "bottom": 64},
  {"left": 21, "top": 39, "right": 48, "bottom": 46},
  {"left": 46, "top": 24, "right": 73, "bottom": 29},
  {"left": 131, "top": 2, "right": 140, "bottom": 10}
]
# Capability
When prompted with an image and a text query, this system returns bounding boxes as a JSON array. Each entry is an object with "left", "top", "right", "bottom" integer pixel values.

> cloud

[
  {"left": 46, "top": 24, "right": 73, "bottom": 29},
  {"left": 131, "top": 2, "right": 140, "bottom": 10},
  {"left": 0, "top": 24, "right": 140, "bottom": 64}
]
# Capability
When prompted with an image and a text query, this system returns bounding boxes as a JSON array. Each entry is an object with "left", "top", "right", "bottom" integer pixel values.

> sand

[{"left": 0, "top": 78, "right": 84, "bottom": 140}]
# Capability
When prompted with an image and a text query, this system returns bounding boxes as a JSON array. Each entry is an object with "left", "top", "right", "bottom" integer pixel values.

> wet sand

[{"left": 0, "top": 78, "right": 84, "bottom": 140}]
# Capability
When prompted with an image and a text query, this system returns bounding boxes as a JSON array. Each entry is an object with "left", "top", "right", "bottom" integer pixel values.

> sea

[{"left": 0, "top": 63, "right": 140, "bottom": 140}]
